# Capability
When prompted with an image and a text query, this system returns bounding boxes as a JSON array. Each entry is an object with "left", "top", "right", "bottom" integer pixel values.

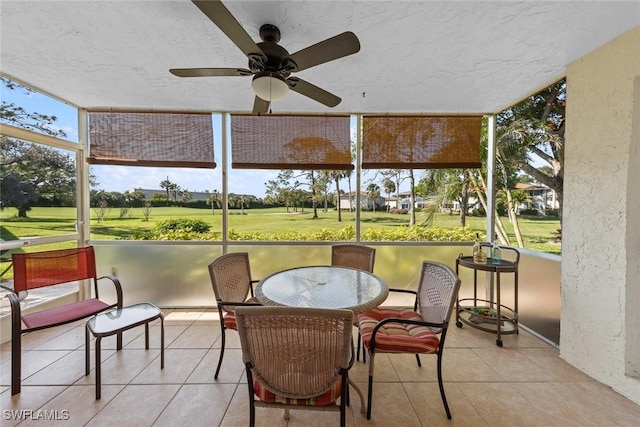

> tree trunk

[
  {"left": 458, "top": 180, "right": 469, "bottom": 227},
  {"left": 409, "top": 169, "right": 416, "bottom": 226},
  {"left": 466, "top": 170, "right": 510, "bottom": 244},
  {"left": 505, "top": 187, "right": 525, "bottom": 247},
  {"left": 335, "top": 177, "right": 342, "bottom": 222},
  {"left": 311, "top": 173, "right": 318, "bottom": 219}
]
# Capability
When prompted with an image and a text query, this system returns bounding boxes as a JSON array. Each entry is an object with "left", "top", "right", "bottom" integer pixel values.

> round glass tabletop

[{"left": 256, "top": 266, "right": 389, "bottom": 313}]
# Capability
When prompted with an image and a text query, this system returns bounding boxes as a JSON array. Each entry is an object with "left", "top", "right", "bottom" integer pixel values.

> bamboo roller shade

[
  {"left": 87, "top": 112, "right": 215, "bottom": 168},
  {"left": 362, "top": 116, "right": 482, "bottom": 169},
  {"left": 231, "top": 115, "right": 353, "bottom": 170}
]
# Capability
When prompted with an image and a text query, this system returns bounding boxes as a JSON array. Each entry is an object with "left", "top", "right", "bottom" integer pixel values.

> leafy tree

[
  {"left": 418, "top": 169, "right": 474, "bottom": 227},
  {"left": 265, "top": 170, "right": 299, "bottom": 212},
  {"left": 1, "top": 78, "right": 80, "bottom": 217},
  {"left": 207, "top": 191, "right": 221, "bottom": 215},
  {"left": 178, "top": 188, "right": 192, "bottom": 206},
  {"left": 499, "top": 78, "right": 565, "bottom": 219},
  {"left": 0, "top": 77, "right": 67, "bottom": 138},
  {"left": 124, "top": 190, "right": 147, "bottom": 208},
  {"left": 1, "top": 138, "right": 76, "bottom": 216}
]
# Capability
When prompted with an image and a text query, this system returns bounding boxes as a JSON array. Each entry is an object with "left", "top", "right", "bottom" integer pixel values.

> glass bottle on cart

[
  {"left": 473, "top": 233, "right": 486, "bottom": 263},
  {"left": 491, "top": 234, "right": 501, "bottom": 265}
]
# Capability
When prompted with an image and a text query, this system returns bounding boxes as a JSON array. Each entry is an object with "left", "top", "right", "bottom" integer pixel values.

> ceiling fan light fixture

[{"left": 251, "top": 72, "right": 289, "bottom": 102}]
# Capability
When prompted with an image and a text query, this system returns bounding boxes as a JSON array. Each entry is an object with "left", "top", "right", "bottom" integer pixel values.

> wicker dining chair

[
  {"left": 357, "top": 260, "right": 461, "bottom": 420},
  {"left": 331, "top": 243, "right": 376, "bottom": 360},
  {"left": 235, "top": 306, "right": 354, "bottom": 427},
  {"left": 331, "top": 244, "right": 376, "bottom": 273},
  {"left": 207, "top": 252, "right": 260, "bottom": 379}
]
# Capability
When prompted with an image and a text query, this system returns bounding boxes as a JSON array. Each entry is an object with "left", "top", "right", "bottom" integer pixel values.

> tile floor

[{"left": 2, "top": 309, "right": 640, "bottom": 427}]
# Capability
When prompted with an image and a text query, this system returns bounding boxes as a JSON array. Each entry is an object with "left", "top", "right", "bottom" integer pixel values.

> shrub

[
  {"left": 389, "top": 208, "right": 408, "bottom": 214},
  {"left": 128, "top": 224, "right": 477, "bottom": 242},
  {"left": 519, "top": 208, "right": 539, "bottom": 216},
  {"left": 154, "top": 218, "right": 211, "bottom": 234}
]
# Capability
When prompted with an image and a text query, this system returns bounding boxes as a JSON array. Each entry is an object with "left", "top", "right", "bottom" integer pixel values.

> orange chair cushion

[
  {"left": 358, "top": 307, "right": 440, "bottom": 354},
  {"left": 253, "top": 377, "right": 342, "bottom": 406},
  {"left": 222, "top": 297, "right": 259, "bottom": 330}
]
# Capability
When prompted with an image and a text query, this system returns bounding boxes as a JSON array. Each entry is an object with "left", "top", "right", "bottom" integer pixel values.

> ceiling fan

[{"left": 170, "top": 0, "right": 360, "bottom": 114}]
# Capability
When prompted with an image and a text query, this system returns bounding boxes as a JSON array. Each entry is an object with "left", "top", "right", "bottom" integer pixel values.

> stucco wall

[{"left": 563, "top": 26, "right": 640, "bottom": 404}]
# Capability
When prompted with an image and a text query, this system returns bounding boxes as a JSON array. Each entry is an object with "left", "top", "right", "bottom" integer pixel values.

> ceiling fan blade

[
  {"left": 253, "top": 96, "right": 270, "bottom": 114},
  {"left": 192, "top": 0, "right": 266, "bottom": 62},
  {"left": 170, "top": 68, "right": 252, "bottom": 77},
  {"left": 286, "top": 77, "right": 341, "bottom": 107},
  {"left": 287, "top": 32, "right": 360, "bottom": 72}
]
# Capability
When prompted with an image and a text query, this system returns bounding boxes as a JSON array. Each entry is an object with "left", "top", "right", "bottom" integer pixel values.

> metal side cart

[{"left": 455, "top": 244, "right": 520, "bottom": 347}]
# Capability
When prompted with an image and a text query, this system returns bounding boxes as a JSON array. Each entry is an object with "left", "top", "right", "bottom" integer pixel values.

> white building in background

[
  {"left": 514, "top": 182, "right": 559, "bottom": 214},
  {"left": 338, "top": 192, "right": 386, "bottom": 211}
]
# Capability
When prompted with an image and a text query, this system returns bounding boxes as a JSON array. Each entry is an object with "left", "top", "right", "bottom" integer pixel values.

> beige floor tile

[
  {"left": 457, "top": 382, "right": 551, "bottom": 427},
  {"left": 442, "top": 348, "right": 502, "bottom": 382},
  {"left": 80, "top": 348, "right": 160, "bottom": 386},
  {"left": 517, "top": 347, "right": 594, "bottom": 382},
  {"left": 163, "top": 310, "right": 208, "bottom": 325},
  {"left": 195, "top": 310, "right": 222, "bottom": 323},
  {"left": 1, "top": 350, "right": 70, "bottom": 386},
  {"left": 19, "top": 384, "right": 124, "bottom": 427},
  {"left": 86, "top": 384, "right": 180, "bottom": 426},
  {"left": 569, "top": 381, "right": 640, "bottom": 426},
  {"left": 126, "top": 324, "right": 189, "bottom": 350},
  {"left": 211, "top": 329, "right": 241, "bottom": 350},
  {"left": 134, "top": 348, "right": 206, "bottom": 384},
  {"left": 354, "top": 382, "right": 421, "bottom": 427},
  {"left": 10, "top": 326, "right": 75, "bottom": 352},
  {"left": 220, "top": 384, "right": 289, "bottom": 427},
  {"left": 153, "top": 383, "right": 237, "bottom": 427},
  {"left": 390, "top": 352, "right": 450, "bottom": 383},
  {"left": 0, "top": 348, "right": 10, "bottom": 364},
  {"left": 168, "top": 324, "right": 218, "bottom": 349},
  {"left": 22, "top": 350, "right": 89, "bottom": 387},
  {"left": 510, "top": 382, "right": 611, "bottom": 427},
  {"left": 472, "top": 347, "right": 554, "bottom": 382},
  {"left": 499, "top": 329, "right": 551, "bottom": 348},
  {"left": 186, "top": 348, "right": 245, "bottom": 384},
  {"left": 349, "top": 353, "right": 398, "bottom": 384},
  {"left": 0, "top": 385, "right": 67, "bottom": 427},
  {"left": 403, "top": 382, "right": 487, "bottom": 427},
  {"left": 30, "top": 326, "right": 86, "bottom": 351}
]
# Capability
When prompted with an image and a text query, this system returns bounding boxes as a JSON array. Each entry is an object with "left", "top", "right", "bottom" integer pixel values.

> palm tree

[
  {"left": 382, "top": 178, "right": 395, "bottom": 212},
  {"left": 159, "top": 178, "right": 173, "bottom": 207},
  {"left": 366, "top": 183, "right": 381, "bottom": 212},
  {"left": 328, "top": 170, "right": 349, "bottom": 221}
]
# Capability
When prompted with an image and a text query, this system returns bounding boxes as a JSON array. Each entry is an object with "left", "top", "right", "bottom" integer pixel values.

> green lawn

[{"left": 1, "top": 206, "right": 561, "bottom": 254}]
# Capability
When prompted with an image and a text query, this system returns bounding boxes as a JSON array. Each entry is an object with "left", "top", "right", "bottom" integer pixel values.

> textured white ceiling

[{"left": 1, "top": 1, "right": 639, "bottom": 114}]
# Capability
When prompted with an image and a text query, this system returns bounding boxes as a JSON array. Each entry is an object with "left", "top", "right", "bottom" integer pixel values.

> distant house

[
  {"left": 396, "top": 190, "right": 481, "bottom": 213},
  {"left": 514, "top": 182, "right": 559, "bottom": 214},
  {"left": 383, "top": 196, "right": 398, "bottom": 210},
  {"left": 338, "top": 191, "right": 386, "bottom": 211}
]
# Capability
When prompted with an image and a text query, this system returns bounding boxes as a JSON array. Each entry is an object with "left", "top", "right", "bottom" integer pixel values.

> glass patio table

[{"left": 255, "top": 265, "right": 389, "bottom": 314}]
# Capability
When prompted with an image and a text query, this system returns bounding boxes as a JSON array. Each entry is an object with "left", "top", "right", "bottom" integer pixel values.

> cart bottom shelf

[{"left": 456, "top": 299, "right": 518, "bottom": 346}]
